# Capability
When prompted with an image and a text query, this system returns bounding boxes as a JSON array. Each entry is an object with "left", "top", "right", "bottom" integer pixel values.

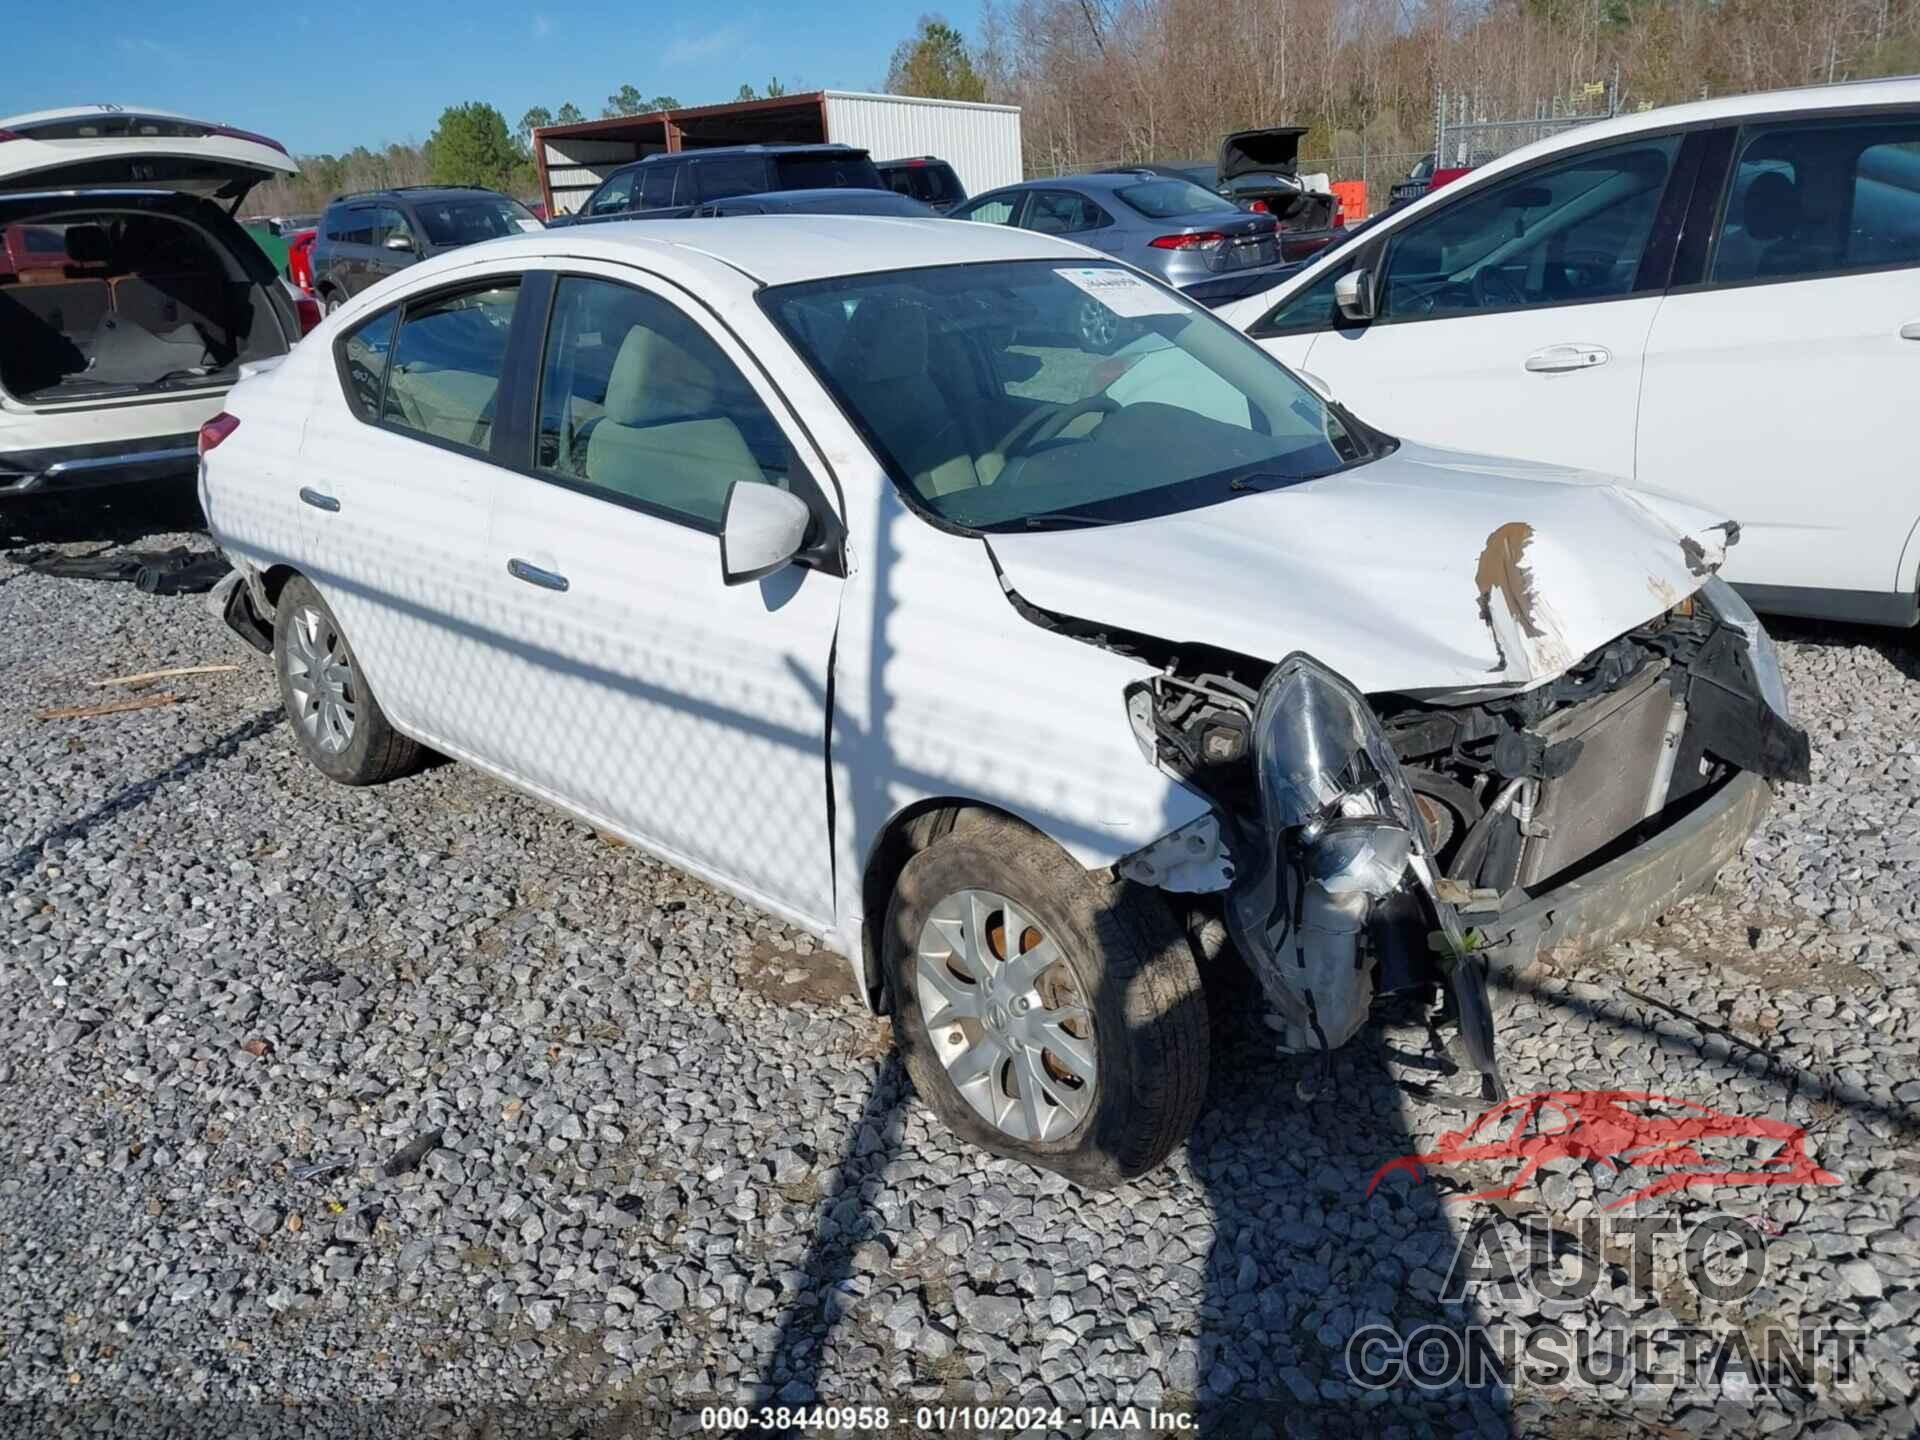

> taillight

[
  {"left": 1148, "top": 231, "right": 1227, "bottom": 250},
  {"left": 294, "top": 295, "right": 322, "bottom": 337},
  {"left": 198, "top": 413, "right": 240, "bottom": 456},
  {"left": 0, "top": 128, "right": 21, "bottom": 143}
]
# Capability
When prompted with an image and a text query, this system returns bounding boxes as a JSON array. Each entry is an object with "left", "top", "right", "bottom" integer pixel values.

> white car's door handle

[
  {"left": 1525, "top": 344, "right": 1611, "bottom": 373},
  {"left": 1900, "top": 322, "right": 1920, "bottom": 340},
  {"left": 508, "top": 558, "right": 570, "bottom": 593},
  {"left": 298, "top": 486, "right": 340, "bottom": 512}
]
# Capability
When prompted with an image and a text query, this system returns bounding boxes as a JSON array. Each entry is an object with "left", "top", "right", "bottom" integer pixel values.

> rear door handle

[
  {"left": 1900, "top": 322, "right": 1920, "bottom": 340},
  {"left": 1525, "top": 344, "right": 1611, "bottom": 374},
  {"left": 508, "top": 558, "right": 570, "bottom": 592},
  {"left": 298, "top": 486, "right": 340, "bottom": 512}
]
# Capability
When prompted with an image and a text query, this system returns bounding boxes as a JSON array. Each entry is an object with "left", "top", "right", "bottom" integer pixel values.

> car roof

[
  {"left": 728, "top": 188, "right": 928, "bottom": 211},
  {"left": 331, "top": 187, "right": 504, "bottom": 205},
  {"left": 632, "top": 143, "right": 868, "bottom": 166},
  {"left": 393, "top": 215, "right": 1094, "bottom": 289}
]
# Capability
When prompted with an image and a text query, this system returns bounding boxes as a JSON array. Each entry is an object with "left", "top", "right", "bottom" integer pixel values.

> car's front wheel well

[
  {"left": 859, "top": 800, "right": 1043, "bottom": 1011},
  {"left": 260, "top": 564, "right": 301, "bottom": 611}
]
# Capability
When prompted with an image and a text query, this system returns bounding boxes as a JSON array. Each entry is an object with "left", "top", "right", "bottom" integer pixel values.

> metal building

[{"left": 534, "top": 91, "right": 1023, "bottom": 217}]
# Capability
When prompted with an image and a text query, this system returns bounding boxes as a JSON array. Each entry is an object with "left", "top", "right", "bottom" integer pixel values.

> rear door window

[
  {"left": 380, "top": 282, "right": 520, "bottom": 452},
  {"left": 340, "top": 306, "right": 400, "bottom": 419},
  {"left": 638, "top": 162, "right": 679, "bottom": 209},
  {"left": 773, "top": 153, "right": 882, "bottom": 189},
  {"left": 693, "top": 156, "right": 769, "bottom": 201},
  {"left": 1711, "top": 117, "right": 1920, "bottom": 284}
]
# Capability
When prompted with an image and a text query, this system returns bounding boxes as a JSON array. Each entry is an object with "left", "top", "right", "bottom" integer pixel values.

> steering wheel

[
  {"left": 1472, "top": 265, "right": 1527, "bottom": 309},
  {"left": 995, "top": 394, "right": 1120, "bottom": 463}
]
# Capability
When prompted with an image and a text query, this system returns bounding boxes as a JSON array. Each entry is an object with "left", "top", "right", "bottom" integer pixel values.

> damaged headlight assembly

[{"left": 1221, "top": 654, "right": 1504, "bottom": 1099}]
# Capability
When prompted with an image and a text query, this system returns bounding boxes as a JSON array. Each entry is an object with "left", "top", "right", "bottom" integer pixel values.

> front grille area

[{"left": 1518, "top": 662, "right": 1686, "bottom": 887}]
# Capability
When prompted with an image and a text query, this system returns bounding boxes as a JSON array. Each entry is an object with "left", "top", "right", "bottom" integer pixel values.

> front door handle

[
  {"left": 1525, "top": 343, "right": 1611, "bottom": 374},
  {"left": 298, "top": 486, "right": 340, "bottom": 512},
  {"left": 1900, "top": 322, "right": 1920, "bottom": 340},
  {"left": 508, "top": 558, "right": 570, "bottom": 592}
]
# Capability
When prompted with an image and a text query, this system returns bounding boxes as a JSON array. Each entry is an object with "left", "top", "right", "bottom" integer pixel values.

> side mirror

[
  {"left": 720, "top": 481, "right": 812, "bottom": 586},
  {"left": 384, "top": 233, "right": 415, "bottom": 252},
  {"left": 1334, "top": 268, "right": 1376, "bottom": 322}
]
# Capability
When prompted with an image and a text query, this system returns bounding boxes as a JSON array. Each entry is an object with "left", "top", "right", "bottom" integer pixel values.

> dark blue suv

[{"left": 554, "top": 144, "right": 883, "bottom": 226}]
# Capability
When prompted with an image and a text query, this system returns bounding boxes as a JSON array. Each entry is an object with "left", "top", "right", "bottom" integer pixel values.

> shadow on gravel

[
  {"left": 1186, "top": 979, "right": 1509, "bottom": 1437},
  {"left": 0, "top": 476, "right": 205, "bottom": 553},
  {"left": 751, "top": 1053, "right": 909, "bottom": 1408},
  {"left": 1764, "top": 613, "right": 1920, "bottom": 684},
  {"left": 1, "top": 705, "right": 282, "bottom": 885}
]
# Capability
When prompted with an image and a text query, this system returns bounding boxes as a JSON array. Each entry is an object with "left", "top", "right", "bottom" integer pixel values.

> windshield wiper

[
  {"left": 1227, "top": 471, "right": 1295, "bottom": 492},
  {"left": 1019, "top": 512, "right": 1116, "bottom": 530}
]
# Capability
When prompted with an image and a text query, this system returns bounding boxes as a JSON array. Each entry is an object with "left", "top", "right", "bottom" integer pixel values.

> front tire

[
  {"left": 272, "top": 575, "right": 419, "bottom": 786},
  {"left": 884, "top": 813, "right": 1208, "bottom": 1188}
]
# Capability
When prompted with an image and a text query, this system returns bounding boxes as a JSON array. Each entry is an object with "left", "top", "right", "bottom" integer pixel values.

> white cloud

[{"left": 663, "top": 22, "right": 749, "bottom": 66}]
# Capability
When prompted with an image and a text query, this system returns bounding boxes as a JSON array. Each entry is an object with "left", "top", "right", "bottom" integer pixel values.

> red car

[
  {"left": 285, "top": 227, "right": 317, "bottom": 293},
  {"left": 0, "top": 222, "right": 69, "bottom": 280}
]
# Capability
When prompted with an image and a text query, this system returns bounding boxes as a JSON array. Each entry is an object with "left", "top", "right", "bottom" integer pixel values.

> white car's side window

[
  {"left": 1710, "top": 117, "right": 1920, "bottom": 285},
  {"left": 530, "top": 275, "right": 808, "bottom": 531}
]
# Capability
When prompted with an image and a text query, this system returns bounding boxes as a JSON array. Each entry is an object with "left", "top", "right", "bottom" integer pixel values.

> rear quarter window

[{"left": 339, "top": 307, "right": 400, "bottom": 419}]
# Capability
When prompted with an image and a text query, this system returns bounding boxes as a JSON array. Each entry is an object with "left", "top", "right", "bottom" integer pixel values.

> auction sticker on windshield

[{"left": 1055, "top": 266, "right": 1187, "bottom": 318}]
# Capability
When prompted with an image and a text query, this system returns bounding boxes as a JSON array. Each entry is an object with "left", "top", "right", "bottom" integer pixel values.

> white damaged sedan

[{"left": 198, "top": 217, "right": 1807, "bottom": 1186}]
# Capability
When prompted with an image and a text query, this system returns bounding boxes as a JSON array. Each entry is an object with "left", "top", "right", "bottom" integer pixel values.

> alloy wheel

[
  {"left": 284, "top": 606, "right": 357, "bottom": 754},
  {"left": 914, "top": 888, "right": 1097, "bottom": 1142}
]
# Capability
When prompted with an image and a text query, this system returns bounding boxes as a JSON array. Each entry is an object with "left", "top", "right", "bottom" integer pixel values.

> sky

[{"left": 6, "top": 0, "right": 979, "bottom": 156}]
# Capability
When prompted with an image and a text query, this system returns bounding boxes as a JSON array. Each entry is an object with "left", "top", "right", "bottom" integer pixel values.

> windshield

[
  {"left": 885, "top": 163, "right": 962, "bottom": 204},
  {"left": 413, "top": 195, "right": 540, "bottom": 247},
  {"left": 761, "top": 259, "right": 1378, "bottom": 532},
  {"left": 1117, "top": 179, "right": 1239, "bottom": 218}
]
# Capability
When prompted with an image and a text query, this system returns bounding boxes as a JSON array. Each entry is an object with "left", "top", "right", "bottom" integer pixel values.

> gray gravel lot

[{"left": 1, "top": 488, "right": 1916, "bottom": 1438}]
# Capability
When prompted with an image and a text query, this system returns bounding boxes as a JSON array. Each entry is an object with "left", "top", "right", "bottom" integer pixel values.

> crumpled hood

[{"left": 986, "top": 441, "right": 1737, "bottom": 697}]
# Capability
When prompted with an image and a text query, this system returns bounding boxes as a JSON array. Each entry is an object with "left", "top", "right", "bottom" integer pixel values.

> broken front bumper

[{"left": 1468, "top": 769, "right": 1772, "bottom": 976}]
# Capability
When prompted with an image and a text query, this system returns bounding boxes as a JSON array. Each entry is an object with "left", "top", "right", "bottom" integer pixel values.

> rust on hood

[{"left": 1475, "top": 522, "right": 1545, "bottom": 639}]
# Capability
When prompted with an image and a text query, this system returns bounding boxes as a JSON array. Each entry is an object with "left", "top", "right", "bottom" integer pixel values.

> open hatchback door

[
  {"left": 0, "top": 107, "right": 296, "bottom": 207},
  {"left": 1, "top": 105, "right": 302, "bottom": 498}
]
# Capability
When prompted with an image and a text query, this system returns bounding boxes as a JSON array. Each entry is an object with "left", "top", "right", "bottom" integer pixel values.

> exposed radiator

[{"left": 1518, "top": 661, "right": 1688, "bottom": 888}]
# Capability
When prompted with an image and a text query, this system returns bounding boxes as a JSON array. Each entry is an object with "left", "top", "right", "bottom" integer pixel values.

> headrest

[
  {"left": 603, "top": 324, "right": 721, "bottom": 427},
  {"left": 833, "top": 299, "right": 930, "bottom": 386},
  {"left": 63, "top": 225, "right": 111, "bottom": 265},
  {"left": 1744, "top": 171, "right": 1800, "bottom": 242}
]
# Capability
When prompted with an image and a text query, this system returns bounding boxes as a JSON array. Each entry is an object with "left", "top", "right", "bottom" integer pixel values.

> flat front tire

[
  {"left": 885, "top": 813, "right": 1208, "bottom": 1189},
  {"left": 272, "top": 575, "right": 419, "bottom": 786}
]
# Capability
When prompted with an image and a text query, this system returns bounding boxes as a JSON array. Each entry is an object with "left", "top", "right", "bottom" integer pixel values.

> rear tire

[
  {"left": 884, "top": 812, "right": 1208, "bottom": 1189},
  {"left": 272, "top": 575, "right": 419, "bottom": 786},
  {"left": 322, "top": 287, "right": 346, "bottom": 315}
]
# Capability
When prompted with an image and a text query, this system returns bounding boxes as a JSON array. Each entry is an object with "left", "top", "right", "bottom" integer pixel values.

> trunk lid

[
  {"left": 0, "top": 107, "right": 295, "bottom": 204},
  {"left": 984, "top": 441, "right": 1737, "bottom": 697},
  {"left": 1156, "top": 211, "right": 1279, "bottom": 271},
  {"left": 1217, "top": 127, "right": 1308, "bottom": 183}
]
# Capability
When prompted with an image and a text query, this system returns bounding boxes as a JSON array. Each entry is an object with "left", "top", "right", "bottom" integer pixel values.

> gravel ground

[{"left": 1, "top": 488, "right": 1916, "bottom": 1438}]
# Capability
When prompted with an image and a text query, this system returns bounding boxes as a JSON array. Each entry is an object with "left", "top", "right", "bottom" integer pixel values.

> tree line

[{"left": 959, "top": 0, "right": 1920, "bottom": 194}]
